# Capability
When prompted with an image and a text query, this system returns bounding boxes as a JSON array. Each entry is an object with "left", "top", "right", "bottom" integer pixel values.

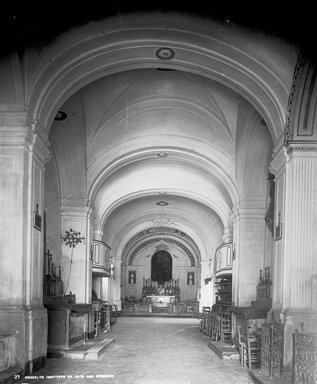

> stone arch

[
  {"left": 24, "top": 13, "right": 294, "bottom": 143},
  {"left": 127, "top": 237, "right": 196, "bottom": 267}
]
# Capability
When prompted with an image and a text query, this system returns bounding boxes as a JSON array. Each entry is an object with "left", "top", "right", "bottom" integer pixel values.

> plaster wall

[
  {"left": 61, "top": 207, "right": 91, "bottom": 303},
  {"left": 44, "top": 156, "right": 61, "bottom": 269},
  {"left": 125, "top": 243, "right": 198, "bottom": 302}
]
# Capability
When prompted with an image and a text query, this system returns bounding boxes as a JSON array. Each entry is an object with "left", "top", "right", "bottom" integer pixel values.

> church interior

[{"left": 0, "top": 3, "right": 316, "bottom": 383}]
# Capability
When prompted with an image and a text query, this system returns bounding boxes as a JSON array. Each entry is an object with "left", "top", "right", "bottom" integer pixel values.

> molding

[
  {"left": 285, "top": 52, "right": 307, "bottom": 144},
  {"left": 88, "top": 146, "right": 238, "bottom": 208},
  {"left": 0, "top": 111, "right": 28, "bottom": 127},
  {"left": 286, "top": 141, "right": 317, "bottom": 153},
  {"left": 25, "top": 14, "right": 287, "bottom": 142},
  {"left": 285, "top": 52, "right": 317, "bottom": 144},
  {"left": 0, "top": 125, "right": 29, "bottom": 146},
  {"left": 127, "top": 237, "right": 196, "bottom": 267},
  {"left": 61, "top": 204, "right": 91, "bottom": 218},
  {"left": 270, "top": 144, "right": 288, "bottom": 177},
  {"left": 0, "top": 124, "right": 50, "bottom": 164}
]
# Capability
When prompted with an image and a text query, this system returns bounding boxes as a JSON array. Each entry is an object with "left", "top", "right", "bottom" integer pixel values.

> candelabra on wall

[{"left": 62, "top": 229, "right": 85, "bottom": 248}]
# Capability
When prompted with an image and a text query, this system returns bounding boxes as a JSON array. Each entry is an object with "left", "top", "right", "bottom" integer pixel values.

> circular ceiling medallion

[
  {"left": 156, "top": 152, "right": 168, "bottom": 157},
  {"left": 156, "top": 47, "right": 175, "bottom": 60},
  {"left": 156, "top": 201, "right": 169, "bottom": 206},
  {"left": 54, "top": 110, "right": 67, "bottom": 121}
]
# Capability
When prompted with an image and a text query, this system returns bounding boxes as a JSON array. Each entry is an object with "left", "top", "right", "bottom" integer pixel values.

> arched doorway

[{"left": 151, "top": 251, "right": 172, "bottom": 283}]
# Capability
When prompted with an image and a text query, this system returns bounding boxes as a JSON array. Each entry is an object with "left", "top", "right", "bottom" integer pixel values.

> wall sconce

[
  {"left": 275, "top": 212, "right": 283, "bottom": 241},
  {"left": 63, "top": 229, "right": 85, "bottom": 248}
]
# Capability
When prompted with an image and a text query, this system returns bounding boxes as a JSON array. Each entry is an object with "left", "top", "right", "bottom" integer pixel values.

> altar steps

[
  {"left": 47, "top": 337, "right": 115, "bottom": 360},
  {"left": 152, "top": 307, "right": 169, "bottom": 313},
  {"left": 121, "top": 311, "right": 198, "bottom": 318}
]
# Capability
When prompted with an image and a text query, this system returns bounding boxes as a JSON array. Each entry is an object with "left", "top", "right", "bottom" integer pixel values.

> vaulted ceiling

[{"left": 49, "top": 65, "right": 273, "bottom": 261}]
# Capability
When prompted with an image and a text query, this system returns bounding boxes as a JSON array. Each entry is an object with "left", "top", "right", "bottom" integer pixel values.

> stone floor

[{"left": 16, "top": 317, "right": 256, "bottom": 384}]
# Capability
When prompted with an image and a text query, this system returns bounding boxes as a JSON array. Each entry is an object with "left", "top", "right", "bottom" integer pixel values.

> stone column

[
  {"left": 61, "top": 203, "right": 92, "bottom": 304},
  {"left": 0, "top": 117, "right": 50, "bottom": 372},
  {"left": 270, "top": 142, "right": 317, "bottom": 366},
  {"left": 232, "top": 201, "right": 267, "bottom": 307}
]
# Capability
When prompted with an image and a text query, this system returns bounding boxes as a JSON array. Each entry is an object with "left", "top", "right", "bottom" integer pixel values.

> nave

[{"left": 17, "top": 317, "right": 254, "bottom": 384}]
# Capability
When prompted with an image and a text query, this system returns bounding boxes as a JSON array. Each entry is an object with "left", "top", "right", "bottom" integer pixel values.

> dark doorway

[{"left": 151, "top": 250, "right": 172, "bottom": 283}]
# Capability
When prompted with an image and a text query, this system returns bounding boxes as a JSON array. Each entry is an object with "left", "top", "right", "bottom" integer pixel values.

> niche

[{"left": 151, "top": 250, "right": 172, "bottom": 283}]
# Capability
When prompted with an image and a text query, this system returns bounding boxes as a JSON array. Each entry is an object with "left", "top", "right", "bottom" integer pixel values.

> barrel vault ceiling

[{"left": 49, "top": 56, "right": 273, "bottom": 262}]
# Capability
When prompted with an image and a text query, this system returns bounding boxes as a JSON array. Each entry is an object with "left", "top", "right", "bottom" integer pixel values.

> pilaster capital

[
  {"left": 0, "top": 117, "right": 51, "bottom": 165},
  {"left": 286, "top": 141, "right": 317, "bottom": 159},
  {"left": 61, "top": 201, "right": 92, "bottom": 218},
  {"left": 231, "top": 199, "right": 266, "bottom": 222}
]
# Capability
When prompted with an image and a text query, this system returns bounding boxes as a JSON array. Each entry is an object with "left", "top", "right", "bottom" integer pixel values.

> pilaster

[
  {"left": 232, "top": 200, "right": 267, "bottom": 307},
  {"left": 270, "top": 142, "right": 317, "bottom": 366},
  {"left": 61, "top": 203, "right": 92, "bottom": 304},
  {"left": 0, "top": 116, "right": 50, "bottom": 371}
]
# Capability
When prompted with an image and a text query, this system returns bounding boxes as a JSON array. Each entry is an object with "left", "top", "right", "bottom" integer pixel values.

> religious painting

[
  {"left": 128, "top": 270, "right": 136, "bottom": 284},
  {"left": 265, "top": 172, "right": 275, "bottom": 236},
  {"left": 33, "top": 203, "right": 41, "bottom": 231},
  {"left": 187, "top": 272, "right": 194, "bottom": 286}
]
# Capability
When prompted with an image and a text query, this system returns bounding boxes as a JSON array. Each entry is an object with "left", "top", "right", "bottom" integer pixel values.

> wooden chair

[
  {"left": 246, "top": 324, "right": 261, "bottom": 369},
  {"left": 220, "top": 312, "right": 232, "bottom": 343},
  {"left": 200, "top": 306, "right": 210, "bottom": 333},
  {"left": 238, "top": 325, "right": 247, "bottom": 366}
]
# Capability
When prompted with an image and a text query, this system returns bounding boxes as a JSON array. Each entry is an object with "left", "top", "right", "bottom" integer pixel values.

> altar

[
  {"left": 147, "top": 295, "right": 175, "bottom": 307},
  {"left": 142, "top": 278, "right": 180, "bottom": 302}
]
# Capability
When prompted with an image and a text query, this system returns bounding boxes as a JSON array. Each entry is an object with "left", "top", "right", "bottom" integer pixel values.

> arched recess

[
  {"left": 151, "top": 250, "right": 173, "bottom": 282},
  {"left": 122, "top": 228, "right": 202, "bottom": 302},
  {"left": 127, "top": 238, "right": 196, "bottom": 267},
  {"left": 24, "top": 13, "right": 297, "bottom": 144}
]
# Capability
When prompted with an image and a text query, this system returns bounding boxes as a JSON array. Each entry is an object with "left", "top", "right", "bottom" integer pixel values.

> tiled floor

[{"left": 17, "top": 317, "right": 255, "bottom": 384}]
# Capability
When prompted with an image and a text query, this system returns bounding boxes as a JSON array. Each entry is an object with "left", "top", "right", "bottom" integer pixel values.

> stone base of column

[
  {"left": 0, "top": 305, "right": 47, "bottom": 373},
  {"left": 273, "top": 308, "right": 317, "bottom": 367}
]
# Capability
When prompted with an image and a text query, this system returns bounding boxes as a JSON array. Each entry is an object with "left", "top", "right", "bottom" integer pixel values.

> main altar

[
  {"left": 142, "top": 278, "right": 180, "bottom": 303},
  {"left": 122, "top": 278, "right": 199, "bottom": 316}
]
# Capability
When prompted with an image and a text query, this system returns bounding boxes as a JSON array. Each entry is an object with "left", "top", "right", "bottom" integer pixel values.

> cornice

[
  {"left": 231, "top": 200, "right": 267, "bottom": 222},
  {"left": 61, "top": 202, "right": 92, "bottom": 217},
  {"left": 0, "top": 126, "right": 29, "bottom": 146},
  {"left": 0, "top": 122, "right": 51, "bottom": 164},
  {"left": 286, "top": 141, "right": 317, "bottom": 154},
  {"left": 284, "top": 52, "right": 306, "bottom": 144}
]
